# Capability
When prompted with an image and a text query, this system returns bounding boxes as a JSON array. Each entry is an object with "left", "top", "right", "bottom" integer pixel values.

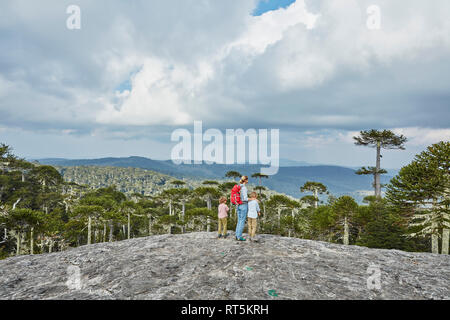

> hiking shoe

[
  {"left": 223, "top": 233, "right": 228, "bottom": 238},
  {"left": 236, "top": 237, "right": 246, "bottom": 242},
  {"left": 218, "top": 234, "right": 222, "bottom": 239}
]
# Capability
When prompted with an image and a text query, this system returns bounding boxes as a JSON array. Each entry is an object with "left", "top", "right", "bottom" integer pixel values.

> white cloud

[
  {"left": 97, "top": 57, "right": 193, "bottom": 126},
  {"left": 393, "top": 127, "right": 450, "bottom": 147},
  {"left": 0, "top": 0, "right": 449, "bottom": 165},
  {"left": 95, "top": 0, "right": 319, "bottom": 126},
  {"left": 225, "top": 0, "right": 319, "bottom": 56},
  {"left": 97, "top": 0, "right": 450, "bottom": 126}
]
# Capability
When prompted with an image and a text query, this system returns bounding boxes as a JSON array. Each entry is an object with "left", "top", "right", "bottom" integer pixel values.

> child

[
  {"left": 218, "top": 196, "right": 229, "bottom": 238},
  {"left": 247, "top": 192, "right": 261, "bottom": 242}
]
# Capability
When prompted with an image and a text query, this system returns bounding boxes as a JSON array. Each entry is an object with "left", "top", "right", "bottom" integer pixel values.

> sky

[{"left": 0, "top": 0, "right": 449, "bottom": 169}]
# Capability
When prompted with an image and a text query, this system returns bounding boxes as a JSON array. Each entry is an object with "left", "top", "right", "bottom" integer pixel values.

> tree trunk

[
  {"left": 431, "top": 221, "right": 439, "bottom": 254},
  {"left": 109, "top": 221, "right": 114, "bottom": 242},
  {"left": 127, "top": 213, "right": 131, "bottom": 239},
  {"left": 30, "top": 227, "right": 34, "bottom": 255},
  {"left": 169, "top": 200, "right": 172, "bottom": 216},
  {"left": 15, "top": 231, "right": 20, "bottom": 256},
  {"left": 39, "top": 235, "right": 44, "bottom": 253},
  {"left": 103, "top": 222, "right": 106, "bottom": 242},
  {"left": 442, "top": 229, "right": 449, "bottom": 255},
  {"left": 314, "top": 189, "right": 318, "bottom": 208},
  {"left": 87, "top": 216, "right": 92, "bottom": 245},
  {"left": 375, "top": 142, "right": 381, "bottom": 198},
  {"left": 49, "top": 240, "right": 53, "bottom": 253},
  {"left": 181, "top": 202, "right": 186, "bottom": 234},
  {"left": 431, "top": 200, "right": 439, "bottom": 254},
  {"left": 344, "top": 217, "right": 349, "bottom": 245},
  {"left": 263, "top": 202, "right": 266, "bottom": 224},
  {"left": 357, "top": 226, "right": 362, "bottom": 241},
  {"left": 122, "top": 224, "right": 126, "bottom": 238},
  {"left": 148, "top": 214, "right": 152, "bottom": 236},
  {"left": 207, "top": 217, "right": 211, "bottom": 232},
  {"left": 277, "top": 208, "right": 281, "bottom": 228},
  {"left": 13, "top": 198, "right": 21, "bottom": 210}
]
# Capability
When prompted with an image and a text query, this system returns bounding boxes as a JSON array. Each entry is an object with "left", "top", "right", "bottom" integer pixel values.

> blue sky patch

[
  {"left": 115, "top": 68, "right": 142, "bottom": 93},
  {"left": 116, "top": 79, "right": 132, "bottom": 92},
  {"left": 252, "top": 0, "right": 296, "bottom": 16}
]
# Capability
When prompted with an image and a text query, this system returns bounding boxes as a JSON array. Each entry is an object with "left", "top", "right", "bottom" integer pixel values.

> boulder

[{"left": 0, "top": 232, "right": 448, "bottom": 300}]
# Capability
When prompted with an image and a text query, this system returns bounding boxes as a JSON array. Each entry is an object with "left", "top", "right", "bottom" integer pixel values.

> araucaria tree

[
  {"left": 252, "top": 173, "right": 269, "bottom": 196},
  {"left": 300, "top": 182, "right": 328, "bottom": 208},
  {"left": 333, "top": 196, "right": 358, "bottom": 245},
  {"left": 354, "top": 130, "right": 407, "bottom": 198},
  {"left": 386, "top": 141, "right": 450, "bottom": 254},
  {"left": 225, "top": 171, "right": 241, "bottom": 182}
]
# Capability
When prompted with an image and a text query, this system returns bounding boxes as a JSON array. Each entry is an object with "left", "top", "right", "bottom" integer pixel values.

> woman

[{"left": 235, "top": 175, "right": 249, "bottom": 241}]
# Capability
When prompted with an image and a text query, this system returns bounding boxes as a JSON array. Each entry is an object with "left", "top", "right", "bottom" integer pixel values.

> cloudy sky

[{"left": 0, "top": 0, "right": 449, "bottom": 168}]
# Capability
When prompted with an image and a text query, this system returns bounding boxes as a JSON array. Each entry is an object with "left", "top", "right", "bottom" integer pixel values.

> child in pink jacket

[{"left": 218, "top": 197, "right": 229, "bottom": 238}]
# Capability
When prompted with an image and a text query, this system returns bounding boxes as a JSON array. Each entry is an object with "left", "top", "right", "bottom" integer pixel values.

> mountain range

[{"left": 36, "top": 157, "right": 397, "bottom": 202}]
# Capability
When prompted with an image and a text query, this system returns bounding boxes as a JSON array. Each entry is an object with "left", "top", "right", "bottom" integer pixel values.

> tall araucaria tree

[
  {"left": 252, "top": 173, "right": 269, "bottom": 196},
  {"left": 354, "top": 130, "right": 407, "bottom": 198}
]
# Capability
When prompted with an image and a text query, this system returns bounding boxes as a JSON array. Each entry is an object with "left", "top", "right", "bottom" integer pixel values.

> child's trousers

[
  {"left": 218, "top": 217, "right": 227, "bottom": 235},
  {"left": 248, "top": 218, "right": 257, "bottom": 238}
]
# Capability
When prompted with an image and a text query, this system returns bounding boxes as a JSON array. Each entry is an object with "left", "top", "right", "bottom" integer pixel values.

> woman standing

[{"left": 235, "top": 176, "right": 249, "bottom": 241}]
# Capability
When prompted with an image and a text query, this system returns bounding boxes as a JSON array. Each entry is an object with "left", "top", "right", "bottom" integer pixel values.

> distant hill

[
  {"left": 55, "top": 166, "right": 203, "bottom": 196},
  {"left": 37, "top": 157, "right": 392, "bottom": 201},
  {"left": 278, "top": 159, "right": 316, "bottom": 167}
]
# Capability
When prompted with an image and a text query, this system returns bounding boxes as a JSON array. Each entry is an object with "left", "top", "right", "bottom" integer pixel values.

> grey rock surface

[{"left": 0, "top": 232, "right": 449, "bottom": 300}]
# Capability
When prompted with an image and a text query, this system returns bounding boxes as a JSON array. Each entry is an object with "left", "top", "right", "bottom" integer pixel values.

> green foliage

[
  {"left": 301, "top": 195, "right": 317, "bottom": 207},
  {"left": 333, "top": 196, "right": 358, "bottom": 219},
  {"left": 185, "top": 208, "right": 216, "bottom": 232},
  {"left": 309, "top": 206, "right": 337, "bottom": 241},
  {"left": 386, "top": 141, "right": 450, "bottom": 252},
  {"left": 353, "top": 129, "right": 407, "bottom": 150},
  {"left": 355, "top": 200, "right": 421, "bottom": 252},
  {"left": 203, "top": 180, "right": 219, "bottom": 185},
  {"left": 219, "top": 182, "right": 236, "bottom": 193},
  {"left": 225, "top": 171, "right": 241, "bottom": 180},
  {"left": 300, "top": 181, "right": 327, "bottom": 194}
]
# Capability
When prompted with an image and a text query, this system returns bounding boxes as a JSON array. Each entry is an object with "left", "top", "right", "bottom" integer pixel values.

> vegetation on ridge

[{"left": 0, "top": 136, "right": 449, "bottom": 259}]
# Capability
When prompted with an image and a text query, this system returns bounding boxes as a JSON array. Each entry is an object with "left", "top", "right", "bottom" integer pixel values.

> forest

[{"left": 0, "top": 130, "right": 449, "bottom": 259}]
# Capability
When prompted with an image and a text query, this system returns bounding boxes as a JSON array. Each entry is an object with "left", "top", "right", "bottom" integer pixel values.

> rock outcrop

[{"left": 0, "top": 232, "right": 449, "bottom": 300}]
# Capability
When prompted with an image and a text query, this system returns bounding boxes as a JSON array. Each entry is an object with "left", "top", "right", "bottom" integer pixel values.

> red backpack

[{"left": 230, "top": 184, "right": 242, "bottom": 205}]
